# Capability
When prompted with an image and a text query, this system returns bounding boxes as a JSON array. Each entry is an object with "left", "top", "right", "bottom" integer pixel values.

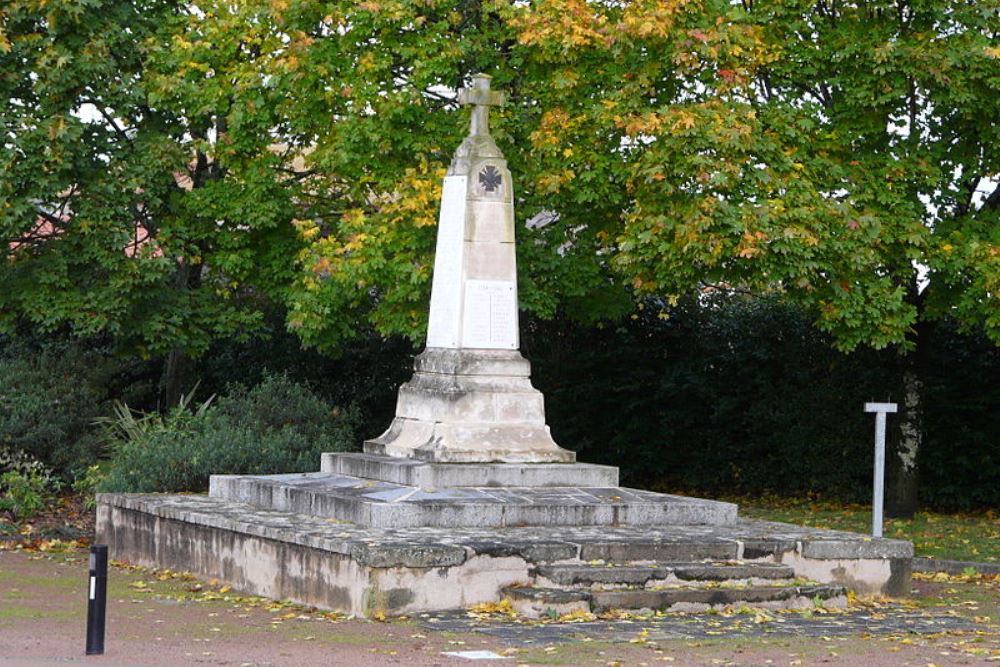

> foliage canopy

[{"left": 1, "top": 0, "right": 998, "bottom": 354}]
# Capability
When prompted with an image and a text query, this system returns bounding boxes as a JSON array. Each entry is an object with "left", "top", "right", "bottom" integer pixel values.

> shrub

[
  {"left": 0, "top": 343, "right": 113, "bottom": 476},
  {"left": 100, "top": 374, "right": 358, "bottom": 493},
  {"left": 528, "top": 297, "right": 998, "bottom": 511},
  {"left": 0, "top": 449, "right": 61, "bottom": 520},
  {"left": 72, "top": 463, "right": 111, "bottom": 511}
]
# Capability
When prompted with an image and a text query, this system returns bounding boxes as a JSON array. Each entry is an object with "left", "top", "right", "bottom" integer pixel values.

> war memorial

[{"left": 97, "top": 75, "right": 912, "bottom": 618}]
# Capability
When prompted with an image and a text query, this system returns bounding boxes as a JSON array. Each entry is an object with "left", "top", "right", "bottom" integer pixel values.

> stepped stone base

[
  {"left": 208, "top": 467, "right": 735, "bottom": 529},
  {"left": 96, "top": 493, "right": 912, "bottom": 618}
]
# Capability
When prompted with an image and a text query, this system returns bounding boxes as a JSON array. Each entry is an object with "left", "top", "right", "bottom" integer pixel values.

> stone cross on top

[{"left": 458, "top": 74, "right": 506, "bottom": 137}]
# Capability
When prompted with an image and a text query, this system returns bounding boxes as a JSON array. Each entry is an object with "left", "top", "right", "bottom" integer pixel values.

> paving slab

[{"left": 422, "top": 606, "right": 979, "bottom": 644}]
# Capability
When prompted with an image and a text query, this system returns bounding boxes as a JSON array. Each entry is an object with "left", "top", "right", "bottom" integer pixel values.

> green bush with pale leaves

[{"left": 100, "top": 373, "right": 357, "bottom": 493}]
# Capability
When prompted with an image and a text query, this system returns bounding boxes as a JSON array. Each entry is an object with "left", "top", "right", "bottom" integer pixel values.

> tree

[
  {"left": 1, "top": 0, "right": 303, "bottom": 404},
  {"left": 3, "top": 0, "right": 997, "bottom": 512},
  {"left": 598, "top": 0, "right": 1000, "bottom": 516},
  {"left": 255, "top": 0, "right": 998, "bottom": 515}
]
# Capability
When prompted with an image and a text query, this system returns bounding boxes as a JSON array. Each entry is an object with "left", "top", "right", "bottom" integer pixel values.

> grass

[
  {"left": 0, "top": 602, "right": 77, "bottom": 621},
  {"left": 734, "top": 495, "right": 999, "bottom": 563}
]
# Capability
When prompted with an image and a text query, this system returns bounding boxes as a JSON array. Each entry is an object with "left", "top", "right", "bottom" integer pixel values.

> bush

[
  {"left": 527, "top": 296, "right": 896, "bottom": 500},
  {"left": 72, "top": 463, "right": 109, "bottom": 511},
  {"left": 100, "top": 373, "right": 358, "bottom": 493},
  {"left": 0, "top": 343, "right": 114, "bottom": 476},
  {"left": 0, "top": 449, "right": 61, "bottom": 520},
  {"left": 919, "top": 324, "right": 1000, "bottom": 511}
]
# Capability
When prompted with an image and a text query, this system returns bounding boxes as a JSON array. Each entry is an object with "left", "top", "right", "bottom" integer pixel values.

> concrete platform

[
  {"left": 207, "top": 470, "right": 736, "bottom": 529},
  {"left": 97, "top": 493, "right": 913, "bottom": 618}
]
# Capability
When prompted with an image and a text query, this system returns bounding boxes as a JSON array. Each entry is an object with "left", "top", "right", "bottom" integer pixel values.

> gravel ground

[{"left": 1, "top": 548, "right": 997, "bottom": 666}]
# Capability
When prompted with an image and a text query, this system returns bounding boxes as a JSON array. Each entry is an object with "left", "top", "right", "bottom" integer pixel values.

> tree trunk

[
  {"left": 885, "top": 269, "right": 930, "bottom": 519},
  {"left": 887, "top": 362, "right": 921, "bottom": 518},
  {"left": 159, "top": 258, "right": 199, "bottom": 408},
  {"left": 886, "top": 315, "right": 929, "bottom": 519},
  {"left": 162, "top": 348, "right": 191, "bottom": 408}
]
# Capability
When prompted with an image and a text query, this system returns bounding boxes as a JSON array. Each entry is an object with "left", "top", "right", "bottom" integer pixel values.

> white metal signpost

[{"left": 864, "top": 402, "right": 898, "bottom": 538}]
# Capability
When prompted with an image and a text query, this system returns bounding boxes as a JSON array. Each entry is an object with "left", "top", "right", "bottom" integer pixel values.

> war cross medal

[{"left": 479, "top": 165, "right": 502, "bottom": 192}]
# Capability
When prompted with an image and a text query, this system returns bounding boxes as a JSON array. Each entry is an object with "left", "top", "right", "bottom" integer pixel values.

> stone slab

[
  {"left": 588, "top": 584, "right": 848, "bottom": 612},
  {"left": 208, "top": 471, "right": 736, "bottom": 529},
  {"left": 532, "top": 562, "right": 795, "bottom": 587},
  {"left": 321, "top": 453, "right": 619, "bottom": 488},
  {"left": 913, "top": 557, "right": 1000, "bottom": 576},
  {"left": 502, "top": 584, "right": 849, "bottom": 615}
]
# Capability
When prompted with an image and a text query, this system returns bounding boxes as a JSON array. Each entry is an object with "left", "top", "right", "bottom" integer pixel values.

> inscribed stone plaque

[
  {"left": 426, "top": 176, "right": 467, "bottom": 348},
  {"left": 462, "top": 280, "right": 517, "bottom": 349}
]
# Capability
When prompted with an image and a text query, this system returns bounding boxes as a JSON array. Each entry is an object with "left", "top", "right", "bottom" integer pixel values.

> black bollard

[{"left": 85, "top": 544, "right": 108, "bottom": 655}]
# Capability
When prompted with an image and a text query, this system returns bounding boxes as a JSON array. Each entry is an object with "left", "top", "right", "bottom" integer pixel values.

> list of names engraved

[{"left": 462, "top": 280, "right": 517, "bottom": 349}]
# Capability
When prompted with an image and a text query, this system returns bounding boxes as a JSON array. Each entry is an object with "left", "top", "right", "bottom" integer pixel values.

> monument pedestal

[{"left": 364, "top": 349, "right": 575, "bottom": 463}]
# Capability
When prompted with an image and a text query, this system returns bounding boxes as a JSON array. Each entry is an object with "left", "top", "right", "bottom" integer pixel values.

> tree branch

[
  {"left": 83, "top": 98, "right": 134, "bottom": 148},
  {"left": 982, "top": 182, "right": 1000, "bottom": 212}
]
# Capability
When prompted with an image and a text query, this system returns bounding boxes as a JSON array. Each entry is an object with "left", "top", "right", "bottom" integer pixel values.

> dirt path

[{"left": 1, "top": 548, "right": 997, "bottom": 666}]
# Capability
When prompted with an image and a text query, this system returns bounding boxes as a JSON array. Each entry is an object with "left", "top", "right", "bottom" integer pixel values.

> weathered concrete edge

[
  {"left": 206, "top": 473, "right": 740, "bottom": 529},
  {"left": 96, "top": 493, "right": 470, "bottom": 568},
  {"left": 740, "top": 520, "right": 914, "bottom": 559},
  {"left": 801, "top": 536, "right": 913, "bottom": 560},
  {"left": 96, "top": 494, "right": 911, "bottom": 563},
  {"left": 96, "top": 499, "right": 530, "bottom": 617}
]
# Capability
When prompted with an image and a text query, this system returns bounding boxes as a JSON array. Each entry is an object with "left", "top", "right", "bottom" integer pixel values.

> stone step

[
  {"left": 589, "top": 584, "right": 847, "bottom": 613},
  {"left": 502, "top": 584, "right": 848, "bottom": 618},
  {"left": 532, "top": 561, "right": 796, "bottom": 588},
  {"left": 321, "top": 452, "right": 620, "bottom": 488},
  {"left": 209, "top": 472, "right": 737, "bottom": 529},
  {"left": 577, "top": 540, "right": 740, "bottom": 562}
]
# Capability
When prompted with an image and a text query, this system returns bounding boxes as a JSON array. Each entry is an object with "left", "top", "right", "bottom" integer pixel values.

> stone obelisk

[{"left": 365, "top": 74, "right": 575, "bottom": 464}]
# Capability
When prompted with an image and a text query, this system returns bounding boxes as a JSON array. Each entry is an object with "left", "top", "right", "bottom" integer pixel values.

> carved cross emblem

[
  {"left": 458, "top": 74, "right": 506, "bottom": 137},
  {"left": 479, "top": 165, "right": 502, "bottom": 192}
]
